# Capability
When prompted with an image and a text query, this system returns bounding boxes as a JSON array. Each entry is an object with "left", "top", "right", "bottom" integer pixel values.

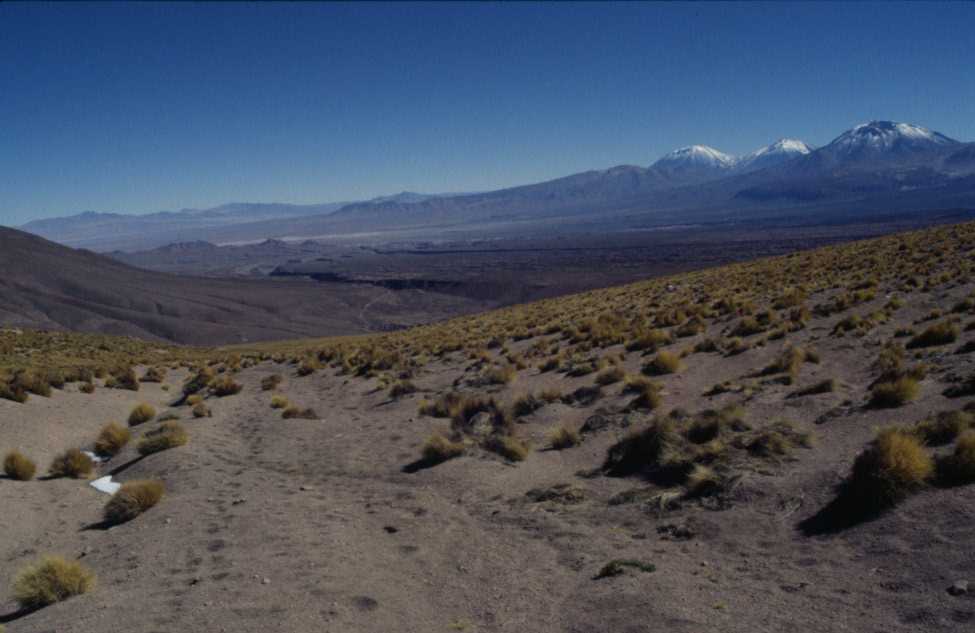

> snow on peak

[
  {"left": 746, "top": 138, "right": 812, "bottom": 159},
  {"left": 829, "top": 121, "right": 956, "bottom": 154},
  {"left": 655, "top": 145, "right": 737, "bottom": 169}
]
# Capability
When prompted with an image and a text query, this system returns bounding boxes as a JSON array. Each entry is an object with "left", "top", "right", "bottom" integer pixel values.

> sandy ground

[{"left": 2, "top": 282, "right": 975, "bottom": 632}]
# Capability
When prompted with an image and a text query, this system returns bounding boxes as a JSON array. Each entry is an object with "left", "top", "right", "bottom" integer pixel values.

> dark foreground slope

[{"left": 0, "top": 227, "right": 487, "bottom": 344}]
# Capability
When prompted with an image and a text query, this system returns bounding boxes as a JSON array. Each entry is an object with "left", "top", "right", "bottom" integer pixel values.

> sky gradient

[{"left": 2, "top": 1, "right": 974, "bottom": 225}]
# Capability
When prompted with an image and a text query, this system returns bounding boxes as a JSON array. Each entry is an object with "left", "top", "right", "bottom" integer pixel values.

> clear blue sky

[{"left": 2, "top": 1, "right": 974, "bottom": 225}]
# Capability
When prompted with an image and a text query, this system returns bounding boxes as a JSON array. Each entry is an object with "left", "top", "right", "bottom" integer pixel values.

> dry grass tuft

[
  {"left": 906, "top": 321, "right": 959, "bottom": 349},
  {"left": 548, "top": 425, "right": 581, "bottom": 450},
  {"left": 643, "top": 351, "right": 682, "bottom": 376},
  {"left": 869, "top": 377, "right": 920, "bottom": 408},
  {"left": 103, "top": 480, "right": 165, "bottom": 525},
  {"left": 483, "top": 434, "right": 530, "bottom": 462},
  {"left": 12, "top": 556, "right": 95, "bottom": 609},
  {"left": 421, "top": 433, "right": 465, "bottom": 464},
  {"left": 270, "top": 395, "right": 289, "bottom": 409},
  {"left": 3, "top": 450, "right": 37, "bottom": 481},
  {"left": 94, "top": 422, "right": 131, "bottom": 457},
  {"left": 192, "top": 402, "right": 211, "bottom": 418},
  {"left": 48, "top": 448, "right": 94, "bottom": 479},
  {"left": 388, "top": 379, "right": 417, "bottom": 398},
  {"left": 210, "top": 375, "right": 242, "bottom": 397},
  {"left": 137, "top": 421, "right": 188, "bottom": 456},
  {"left": 127, "top": 403, "right": 156, "bottom": 426},
  {"left": 595, "top": 366, "right": 625, "bottom": 385},
  {"left": 847, "top": 428, "right": 933, "bottom": 509},
  {"left": 282, "top": 406, "right": 318, "bottom": 420},
  {"left": 261, "top": 374, "right": 282, "bottom": 391}
]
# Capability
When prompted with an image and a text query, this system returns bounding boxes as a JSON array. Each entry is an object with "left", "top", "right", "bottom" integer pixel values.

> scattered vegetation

[{"left": 846, "top": 428, "right": 933, "bottom": 510}]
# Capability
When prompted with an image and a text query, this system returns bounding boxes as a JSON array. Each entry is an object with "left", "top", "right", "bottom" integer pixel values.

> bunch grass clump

[
  {"left": 548, "top": 425, "right": 581, "bottom": 450},
  {"left": 127, "top": 403, "right": 156, "bottom": 426},
  {"left": 483, "top": 434, "right": 530, "bottom": 462},
  {"left": 421, "top": 433, "right": 465, "bottom": 464},
  {"left": 906, "top": 321, "right": 959, "bottom": 349},
  {"left": 210, "top": 375, "right": 242, "bottom": 397},
  {"left": 846, "top": 427, "right": 933, "bottom": 509},
  {"left": 137, "top": 421, "right": 188, "bottom": 456},
  {"left": 869, "top": 377, "right": 920, "bottom": 408},
  {"left": 12, "top": 556, "right": 95, "bottom": 609},
  {"left": 103, "top": 480, "right": 164, "bottom": 525},
  {"left": 48, "top": 448, "right": 94, "bottom": 479},
  {"left": 94, "top": 422, "right": 130, "bottom": 457},
  {"left": 642, "top": 351, "right": 682, "bottom": 376},
  {"left": 3, "top": 450, "right": 37, "bottom": 481}
]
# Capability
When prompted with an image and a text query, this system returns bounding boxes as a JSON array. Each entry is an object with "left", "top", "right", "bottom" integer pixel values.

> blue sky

[{"left": 2, "top": 1, "right": 974, "bottom": 225}]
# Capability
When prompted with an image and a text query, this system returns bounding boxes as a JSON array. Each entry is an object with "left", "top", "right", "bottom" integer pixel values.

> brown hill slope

[
  {"left": 0, "top": 227, "right": 486, "bottom": 344},
  {"left": 1, "top": 221, "right": 974, "bottom": 633}
]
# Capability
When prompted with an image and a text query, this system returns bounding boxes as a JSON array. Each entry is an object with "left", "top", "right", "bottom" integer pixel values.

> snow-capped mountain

[
  {"left": 819, "top": 120, "right": 958, "bottom": 162},
  {"left": 736, "top": 138, "right": 813, "bottom": 172},
  {"left": 653, "top": 145, "right": 737, "bottom": 171}
]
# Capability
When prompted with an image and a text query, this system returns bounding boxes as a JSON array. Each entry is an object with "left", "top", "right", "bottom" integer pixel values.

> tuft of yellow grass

[
  {"left": 137, "top": 421, "right": 188, "bottom": 456},
  {"left": 643, "top": 351, "right": 682, "bottom": 376},
  {"left": 12, "top": 555, "right": 96, "bottom": 609},
  {"left": 3, "top": 450, "right": 37, "bottom": 481},
  {"left": 103, "top": 480, "right": 164, "bottom": 525},
  {"left": 127, "top": 403, "right": 156, "bottom": 426},
  {"left": 848, "top": 427, "right": 933, "bottom": 508},
  {"left": 869, "top": 377, "right": 920, "bottom": 408},
  {"left": 548, "top": 426, "right": 580, "bottom": 450},
  {"left": 94, "top": 422, "right": 131, "bottom": 457},
  {"left": 421, "top": 433, "right": 465, "bottom": 464},
  {"left": 48, "top": 448, "right": 94, "bottom": 479}
]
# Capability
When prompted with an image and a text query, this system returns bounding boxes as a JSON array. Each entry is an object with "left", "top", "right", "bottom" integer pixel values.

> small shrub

[
  {"left": 418, "top": 392, "right": 462, "bottom": 418},
  {"left": 603, "top": 419, "right": 690, "bottom": 483},
  {"left": 594, "top": 559, "right": 656, "bottom": 580},
  {"left": 182, "top": 367, "right": 214, "bottom": 396},
  {"left": 870, "top": 377, "right": 920, "bottom": 408},
  {"left": 595, "top": 366, "right": 625, "bottom": 385},
  {"left": 192, "top": 402, "right": 211, "bottom": 418},
  {"left": 12, "top": 556, "right": 95, "bottom": 609},
  {"left": 421, "top": 433, "right": 465, "bottom": 464},
  {"left": 142, "top": 366, "right": 166, "bottom": 383},
  {"left": 538, "top": 387, "right": 562, "bottom": 403},
  {"left": 48, "top": 449, "right": 94, "bottom": 479},
  {"left": 282, "top": 406, "right": 318, "bottom": 420},
  {"left": 512, "top": 393, "right": 543, "bottom": 417},
  {"left": 685, "top": 464, "right": 722, "bottom": 497},
  {"left": 127, "top": 403, "right": 156, "bottom": 426},
  {"left": 388, "top": 379, "right": 416, "bottom": 399},
  {"left": 270, "top": 395, "right": 289, "bottom": 409},
  {"left": 261, "top": 374, "right": 283, "bottom": 391},
  {"left": 112, "top": 368, "right": 140, "bottom": 391},
  {"left": 3, "top": 450, "right": 37, "bottom": 481},
  {"left": 548, "top": 426, "right": 581, "bottom": 450},
  {"left": 483, "top": 434, "right": 530, "bottom": 462},
  {"left": 944, "top": 374, "right": 975, "bottom": 398},
  {"left": 80, "top": 382, "right": 95, "bottom": 394},
  {"left": 137, "top": 421, "right": 188, "bottom": 456},
  {"left": 913, "top": 410, "right": 973, "bottom": 446},
  {"left": 94, "top": 422, "right": 131, "bottom": 457},
  {"left": 791, "top": 379, "right": 837, "bottom": 398},
  {"left": 907, "top": 321, "right": 959, "bottom": 349},
  {"left": 483, "top": 364, "right": 516, "bottom": 385},
  {"left": 846, "top": 428, "right": 933, "bottom": 509},
  {"left": 186, "top": 394, "right": 204, "bottom": 406},
  {"left": 12, "top": 370, "right": 52, "bottom": 397},
  {"left": 642, "top": 351, "right": 681, "bottom": 376},
  {"left": 103, "top": 480, "right": 164, "bottom": 525},
  {"left": 210, "top": 376, "right": 242, "bottom": 397}
]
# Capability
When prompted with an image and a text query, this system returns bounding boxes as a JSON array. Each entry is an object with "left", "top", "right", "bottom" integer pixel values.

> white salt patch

[
  {"left": 90, "top": 476, "right": 120, "bottom": 495},
  {"left": 82, "top": 450, "right": 106, "bottom": 463}
]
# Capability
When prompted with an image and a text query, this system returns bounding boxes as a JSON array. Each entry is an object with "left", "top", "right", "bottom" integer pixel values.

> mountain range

[{"left": 15, "top": 121, "right": 975, "bottom": 251}]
